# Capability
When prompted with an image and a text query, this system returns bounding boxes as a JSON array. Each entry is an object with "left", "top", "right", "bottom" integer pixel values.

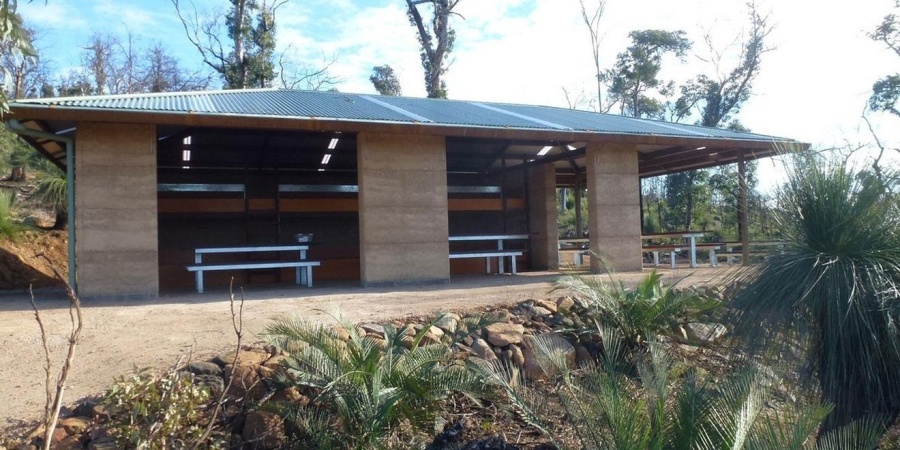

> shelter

[{"left": 4, "top": 89, "right": 800, "bottom": 297}]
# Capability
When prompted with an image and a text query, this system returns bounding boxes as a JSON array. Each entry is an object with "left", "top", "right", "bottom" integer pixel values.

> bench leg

[
  {"left": 485, "top": 257, "right": 491, "bottom": 274},
  {"left": 498, "top": 256, "right": 505, "bottom": 274},
  {"left": 670, "top": 252, "right": 676, "bottom": 269},
  {"left": 296, "top": 266, "right": 308, "bottom": 285},
  {"left": 196, "top": 270, "right": 204, "bottom": 294},
  {"left": 653, "top": 251, "right": 660, "bottom": 267},
  {"left": 306, "top": 266, "right": 313, "bottom": 288},
  {"left": 511, "top": 256, "right": 517, "bottom": 275},
  {"left": 710, "top": 249, "right": 718, "bottom": 268}
]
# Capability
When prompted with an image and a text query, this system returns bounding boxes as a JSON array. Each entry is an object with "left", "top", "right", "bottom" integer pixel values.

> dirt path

[{"left": 0, "top": 268, "right": 732, "bottom": 432}]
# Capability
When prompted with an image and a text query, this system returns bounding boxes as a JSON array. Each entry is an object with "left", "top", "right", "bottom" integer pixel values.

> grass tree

[
  {"left": 0, "top": 190, "right": 22, "bottom": 240},
  {"left": 729, "top": 156, "right": 900, "bottom": 431}
]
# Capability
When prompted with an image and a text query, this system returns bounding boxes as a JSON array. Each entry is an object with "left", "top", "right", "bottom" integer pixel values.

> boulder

[
  {"left": 471, "top": 339, "right": 498, "bottom": 363},
  {"left": 214, "top": 350, "right": 270, "bottom": 367},
  {"left": 435, "top": 313, "right": 460, "bottom": 334},
  {"left": 682, "top": 323, "right": 728, "bottom": 346},
  {"left": 360, "top": 323, "right": 385, "bottom": 338},
  {"left": 556, "top": 296, "right": 575, "bottom": 312},
  {"left": 530, "top": 306, "right": 552, "bottom": 318},
  {"left": 225, "top": 364, "right": 267, "bottom": 402},
  {"left": 484, "top": 323, "right": 525, "bottom": 347},
  {"left": 533, "top": 299, "right": 558, "bottom": 314},
  {"left": 509, "top": 344, "right": 525, "bottom": 367},
  {"left": 88, "top": 436, "right": 118, "bottom": 450},
  {"left": 185, "top": 361, "right": 223, "bottom": 376},
  {"left": 242, "top": 411, "right": 286, "bottom": 449},
  {"left": 57, "top": 416, "right": 91, "bottom": 437}
]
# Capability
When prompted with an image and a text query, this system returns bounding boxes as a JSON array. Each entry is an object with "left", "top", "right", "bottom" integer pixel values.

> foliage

[
  {"left": 555, "top": 270, "right": 721, "bottom": 353},
  {"left": 0, "top": 189, "right": 22, "bottom": 241},
  {"left": 869, "top": 1, "right": 899, "bottom": 118},
  {"left": 370, "top": 64, "right": 402, "bottom": 96},
  {"left": 484, "top": 330, "right": 885, "bottom": 450},
  {"left": 405, "top": 0, "right": 459, "bottom": 99},
  {"left": 0, "top": 0, "right": 37, "bottom": 112},
  {"left": 33, "top": 167, "right": 66, "bottom": 228},
  {"left": 263, "top": 310, "right": 496, "bottom": 449},
  {"left": 605, "top": 29, "right": 691, "bottom": 119},
  {"left": 101, "top": 367, "right": 221, "bottom": 450},
  {"left": 673, "top": 2, "right": 773, "bottom": 127},
  {"left": 729, "top": 157, "right": 900, "bottom": 430}
]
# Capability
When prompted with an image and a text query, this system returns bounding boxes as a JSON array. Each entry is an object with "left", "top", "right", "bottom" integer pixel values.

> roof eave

[{"left": 6, "top": 104, "right": 800, "bottom": 151}]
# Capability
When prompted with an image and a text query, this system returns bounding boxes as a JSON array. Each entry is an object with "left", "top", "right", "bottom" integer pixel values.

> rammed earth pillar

[
  {"left": 357, "top": 132, "right": 450, "bottom": 286},
  {"left": 75, "top": 122, "right": 159, "bottom": 297},
  {"left": 586, "top": 142, "right": 642, "bottom": 272},
  {"left": 527, "top": 163, "right": 559, "bottom": 269}
]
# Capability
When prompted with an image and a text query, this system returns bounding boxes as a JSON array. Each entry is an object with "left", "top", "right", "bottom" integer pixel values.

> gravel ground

[{"left": 0, "top": 267, "right": 735, "bottom": 432}]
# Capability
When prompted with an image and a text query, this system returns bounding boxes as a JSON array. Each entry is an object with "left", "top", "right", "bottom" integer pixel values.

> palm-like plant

[
  {"left": 555, "top": 270, "right": 721, "bottom": 353},
  {"left": 33, "top": 167, "right": 67, "bottom": 229},
  {"left": 729, "top": 158, "right": 900, "bottom": 430},
  {"left": 263, "top": 311, "right": 496, "bottom": 449},
  {"left": 0, "top": 190, "right": 23, "bottom": 241},
  {"left": 481, "top": 330, "right": 884, "bottom": 450}
]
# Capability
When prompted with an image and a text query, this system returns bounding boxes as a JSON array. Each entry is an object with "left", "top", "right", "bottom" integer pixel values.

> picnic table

[
  {"left": 642, "top": 232, "right": 706, "bottom": 268},
  {"left": 186, "top": 245, "right": 320, "bottom": 293},
  {"left": 449, "top": 234, "right": 529, "bottom": 274}
]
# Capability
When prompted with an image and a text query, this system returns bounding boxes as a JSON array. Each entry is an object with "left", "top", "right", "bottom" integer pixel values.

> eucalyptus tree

[
  {"left": 369, "top": 64, "right": 402, "bottom": 96},
  {"left": 172, "top": 0, "right": 285, "bottom": 89},
  {"left": 869, "top": 1, "right": 899, "bottom": 118},
  {"left": 405, "top": 0, "right": 459, "bottom": 98},
  {"left": 605, "top": 29, "right": 691, "bottom": 119}
]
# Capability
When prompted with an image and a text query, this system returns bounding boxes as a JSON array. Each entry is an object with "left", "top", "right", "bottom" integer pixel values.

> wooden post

[
  {"left": 574, "top": 169, "right": 584, "bottom": 238},
  {"left": 738, "top": 153, "right": 750, "bottom": 265}
]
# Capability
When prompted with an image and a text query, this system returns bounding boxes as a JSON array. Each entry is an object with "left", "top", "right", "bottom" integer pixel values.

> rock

[
  {"left": 88, "top": 436, "right": 118, "bottom": 450},
  {"left": 360, "top": 323, "right": 385, "bottom": 338},
  {"left": 530, "top": 306, "right": 552, "bottom": 317},
  {"left": 420, "top": 332, "right": 442, "bottom": 346},
  {"left": 242, "top": 411, "right": 286, "bottom": 449},
  {"left": 509, "top": 345, "right": 525, "bottom": 366},
  {"left": 91, "top": 404, "right": 114, "bottom": 420},
  {"left": 428, "top": 325, "right": 445, "bottom": 338},
  {"left": 263, "top": 353, "right": 288, "bottom": 369},
  {"left": 58, "top": 417, "right": 91, "bottom": 437},
  {"left": 575, "top": 345, "right": 592, "bottom": 367},
  {"left": 461, "top": 335, "right": 474, "bottom": 347},
  {"left": 270, "top": 387, "right": 308, "bottom": 405},
  {"left": 435, "top": 313, "right": 460, "bottom": 334},
  {"left": 533, "top": 299, "right": 558, "bottom": 314},
  {"left": 521, "top": 334, "right": 576, "bottom": 379},
  {"left": 50, "top": 426, "right": 68, "bottom": 446},
  {"left": 195, "top": 374, "right": 225, "bottom": 397},
  {"left": 330, "top": 325, "right": 351, "bottom": 341},
  {"left": 556, "top": 296, "right": 575, "bottom": 311},
  {"left": 368, "top": 335, "right": 387, "bottom": 350},
  {"left": 484, "top": 323, "right": 525, "bottom": 347},
  {"left": 225, "top": 364, "right": 267, "bottom": 402},
  {"left": 214, "top": 350, "right": 270, "bottom": 367},
  {"left": 683, "top": 323, "right": 728, "bottom": 346},
  {"left": 186, "top": 361, "right": 223, "bottom": 376},
  {"left": 471, "top": 338, "right": 498, "bottom": 363}
]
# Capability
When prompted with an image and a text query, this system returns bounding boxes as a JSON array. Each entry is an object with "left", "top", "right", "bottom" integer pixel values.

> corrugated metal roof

[{"left": 12, "top": 88, "right": 785, "bottom": 142}]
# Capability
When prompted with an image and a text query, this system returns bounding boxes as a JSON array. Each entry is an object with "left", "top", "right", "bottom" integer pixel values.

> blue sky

[{"left": 17, "top": 0, "right": 900, "bottom": 187}]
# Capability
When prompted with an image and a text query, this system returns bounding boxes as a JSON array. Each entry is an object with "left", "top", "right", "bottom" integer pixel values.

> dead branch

[
  {"left": 189, "top": 278, "right": 245, "bottom": 450},
  {"left": 32, "top": 254, "right": 83, "bottom": 450}
]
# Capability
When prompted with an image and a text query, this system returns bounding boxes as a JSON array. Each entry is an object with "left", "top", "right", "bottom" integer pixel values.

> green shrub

[
  {"left": 555, "top": 270, "right": 721, "bottom": 353},
  {"left": 0, "top": 190, "right": 23, "bottom": 241},
  {"left": 263, "top": 311, "right": 496, "bottom": 449},
  {"left": 101, "top": 367, "right": 222, "bottom": 450},
  {"left": 483, "top": 331, "right": 885, "bottom": 450}
]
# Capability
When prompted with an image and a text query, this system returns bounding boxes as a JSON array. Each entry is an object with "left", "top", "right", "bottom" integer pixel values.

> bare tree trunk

[{"left": 8, "top": 166, "right": 26, "bottom": 182}]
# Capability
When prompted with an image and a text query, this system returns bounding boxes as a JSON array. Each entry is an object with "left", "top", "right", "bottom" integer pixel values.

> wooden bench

[
  {"left": 186, "top": 245, "right": 320, "bottom": 293},
  {"left": 449, "top": 235, "right": 528, "bottom": 275},
  {"left": 642, "top": 245, "right": 683, "bottom": 268},
  {"left": 449, "top": 251, "right": 524, "bottom": 274}
]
